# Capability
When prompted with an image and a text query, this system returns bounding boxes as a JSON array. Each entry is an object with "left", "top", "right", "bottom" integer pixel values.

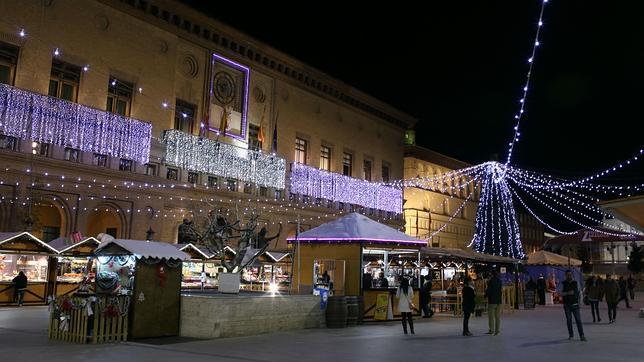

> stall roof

[
  {"left": 48, "top": 236, "right": 101, "bottom": 254},
  {"left": 286, "top": 213, "right": 426, "bottom": 246},
  {"left": 526, "top": 250, "right": 581, "bottom": 266},
  {"left": 421, "top": 246, "right": 520, "bottom": 264},
  {"left": 175, "top": 243, "right": 215, "bottom": 259},
  {"left": 544, "top": 228, "right": 643, "bottom": 246},
  {"left": 0, "top": 231, "right": 58, "bottom": 253},
  {"left": 96, "top": 239, "right": 190, "bottom": 261},
  {"left": 265, "top": 251, "right": 290, "bottom": 262}
]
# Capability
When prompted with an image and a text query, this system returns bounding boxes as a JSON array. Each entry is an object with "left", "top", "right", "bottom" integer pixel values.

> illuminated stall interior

[
  {"left": 242, "top": 251, "right": 291, "bottom": 292},
  {"left": 48, "top": 236, "right": 101, "bottom": 296}
]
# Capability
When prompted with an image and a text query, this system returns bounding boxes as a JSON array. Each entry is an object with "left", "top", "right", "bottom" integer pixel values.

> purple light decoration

[
  {"left": 286, "top": 237, "right": 426, "bottom": 246},
  {"left": 0, "top": 84, "right": 152, "bottom": 164},
  {"left": 208, "top": 53, "right": 250, "bottom": 142},
  {"left": 290, "top": 163, "right": 403, "bottom": 214}
]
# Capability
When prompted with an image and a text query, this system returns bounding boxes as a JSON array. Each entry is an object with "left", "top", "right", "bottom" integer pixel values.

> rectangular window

[
  {"left": 342, "top": 152, "right": 352, "bottom": 176},
  {"left": 119, "top": 159, "right": 133, "bottom": 171},
  {"left": 107, "top": 78, "right": 133, "bottom": 116},
  {"left": 0, "top": 135, "right": 18, "bottom": 150},
  {"left": 320, "top": 146, "right": 331, "bottom": 171},
  {"left": 94, "top": 153, "right": 108, "bottom": 167},
  {"left": 295, "top": 137, "right": 308, "bottom": 164},
  {"left": 226, "top": 179, "right": 237, "bottom": 192},
  {"left": 275, "top": 190, "right": 283, "bottom": 200},
  {"left": 243, "top": 182, "right": 252, "bottom": 194},
  {"left": 207, "top": 176, "right": 218, "bottom": 188},
  {"left": 41, "top": 226, "right": 60, "bottom": 243},
  {"left": 36, "top": 142, "right": 50, "bottom": 157},
  {"left": 188, "top": 172, "right": 198, "bottom": 184},
  {"left": 0, "top": 42, "right": 20, "bottom": 85},
  {"left": 259, "top": 186, "right": 268, "bottom": 197},
  {"left": 174, "top": 99, "right": 196, "bottom": 133},
  {"left": 363, "top": 159, "right": 372, "bottom": 181},
  {"left": 166, "top": 168, "right": 178, "bottom": 181},
  {"left": 145, "top": 163, "right": 157, "bottom": 176},
  {"left": 49, "top": 59, "right": 81, "bottom": 102},
  {"left": 64, "top": 147, "right": 80, "bottom": 162},
  {"left": 382, "top": 164, "right": 390, "bottom": 183},
  {"left": 248, "top": 124, "right": 262, "bottom": 151}
]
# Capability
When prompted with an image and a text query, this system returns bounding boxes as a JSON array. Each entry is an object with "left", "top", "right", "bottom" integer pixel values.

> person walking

[
  {"left": 396, "top": 277, "right": 415, "bottom": 335},
  {"left": 12, "top": 271, "right": 28, "bottom": 306},
  {"left": 419, "top": 275, "right": 434, "bottom": 318},
  {"left": 618, "top": 276, "right": 631, "bottom": 308},
  {"left": 603, "top": 274, "right": 619, "bottom": 323},
  {"left": 584, "top": 275, "right": 602, "bottom": 323},
  {"left": 485, "top": 270, "right": 502, "bottom": 335},
  {"left": 462, "top": 277, "right": 475, "bottom": 336},
  {"left": 537, "top": 274, "right": 546, "bottom": 305},
  {"left": 627, "top": 274, "right": 636, "bottom": 301},
  {"left": 559, "top": 270, "right": 586, "bottom": 341}
]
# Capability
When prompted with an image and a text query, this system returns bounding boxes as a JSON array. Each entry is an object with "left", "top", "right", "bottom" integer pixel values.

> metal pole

[
  {"left": 514, "top": 262, "right": 519, "bottom": 310},
  {"left": 297, "top": 213, "right": 301, "bottom": 294}
]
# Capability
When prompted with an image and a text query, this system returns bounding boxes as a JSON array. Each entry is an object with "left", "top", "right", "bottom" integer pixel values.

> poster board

[
  {"left": 374, "top": 293, "right": 390, "bottom": 320},
  {"left": 524, "top": 290, "right": 535, "bottom": 309}
]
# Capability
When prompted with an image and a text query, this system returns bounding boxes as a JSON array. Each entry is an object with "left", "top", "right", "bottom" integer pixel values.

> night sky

[{"left": 182, "top": 0, "right": 643, "bottom": 183}]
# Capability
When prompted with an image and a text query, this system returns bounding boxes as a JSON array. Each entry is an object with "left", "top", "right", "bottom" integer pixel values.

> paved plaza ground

[{"left": 1, "top": 293, "right": 643, "bottom": 362}]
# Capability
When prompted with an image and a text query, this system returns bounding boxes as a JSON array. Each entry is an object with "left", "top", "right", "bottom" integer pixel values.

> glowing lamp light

[
  {"left": 269, "top": 282, "right": 279, "bottom": 294},
  {"left": 83, "top": 65, "right": 89, "bottom": 72},
  {"left": 53, "top": 48, "right": 60, "bottom": 56},
  {"left": 19, "top": 29, "right": 26, "bottom": 37}
]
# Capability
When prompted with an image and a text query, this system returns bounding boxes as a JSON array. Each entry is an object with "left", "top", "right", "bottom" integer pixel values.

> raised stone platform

[{"left": 180, "top": 294, "right": 325, "bottom": 339}]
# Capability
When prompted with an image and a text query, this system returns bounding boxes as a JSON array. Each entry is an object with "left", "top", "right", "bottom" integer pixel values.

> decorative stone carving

[
  {"left": 94, "top": 14, "right": 110, "bottom": 31},
  {"left": 180, "top": 53, "right": 199, "bottom": 79},
  {"left": 157, "top": 40, "right": 168, "bottom": 54},
  {"left": 253, "top": 85, "right": 266, "bottom": 103}
]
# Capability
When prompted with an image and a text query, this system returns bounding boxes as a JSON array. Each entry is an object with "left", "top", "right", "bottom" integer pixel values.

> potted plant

[{"left": 474, "top": 293, "right": 485, "bottom": 317}]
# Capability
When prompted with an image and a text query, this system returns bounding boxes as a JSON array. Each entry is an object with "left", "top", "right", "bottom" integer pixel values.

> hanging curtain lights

[
  {"left": 290, "top": 162, "right": 403, "bottom": 214},
  {"left": 163, "top": 129, "right": 286, "bottom": 189},
  {"left": 0, "top": 83, "right": 152, "bottom": 164}
]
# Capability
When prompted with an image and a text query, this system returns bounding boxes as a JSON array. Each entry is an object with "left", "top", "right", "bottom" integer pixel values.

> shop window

[
  {"left": 145, "top": 163, "right": 157, "bottom": 176},
  {"left": 94, "top": 153, "right": 108, "bottom": 167},
  {"left": 249, "top": 124, "right": 262, "bottom": 151},
  {"left": 295, "top": 137, "right": 308, "bottom": 164},
  {"left": 0, "top": 42, "right": 19, "bottom": 85},
  {"left": 174, "top": 99, "right": 196, "bottom": 133},
  {"left": 167, "top": 168, "right": 178, "bottom": 181},
  {"left": 275, "top": 190, "right": 283, "bottom": 200},
  {"left": 342, "top": 153, "right": 352, "bottom": 176},
  {"left": 49, "top": 59, "right": 81, "bottom": 102},
  {"left": 363, "top": 159, "right": 372, "bottom": 181},
  {"left": 0, "top": 134, "right": 18, "bottom": 150},
  {"left": 320, "top": 146, "right": 331, "bottom": 171},
  {"left": 207, "top": 176, "right": 218, "bottom": 187},
  {"left": 64, "top": 147, "right": 80, "bottom": 162},
  {"left": 107, "top": 77, "right": 133, "bottom": 116},
  {"left": 0, "top": 254, "right": 49, "bottom": 282},
  {"left": 119, "top": 158, "right": 133, "bottom": 171},
  {"left": 188, "top": 172, "right": 198, "bottom": 184}
]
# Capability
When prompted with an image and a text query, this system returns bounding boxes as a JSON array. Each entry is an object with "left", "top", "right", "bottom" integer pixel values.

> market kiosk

[
  {"left": 176, "top": 243, "right": 217, "bottom": 290},
  {"left": 287, "top": 213, "right": 427, "bottom": 321},
  {"left": 48, "top": 236, "right": 101, "bottom": 297},
  {"left": 0, "top": 232, "right": 58, "bottom": 306},
  {"left": 242, "top": 250, "right": 291, "bottom": 292}
]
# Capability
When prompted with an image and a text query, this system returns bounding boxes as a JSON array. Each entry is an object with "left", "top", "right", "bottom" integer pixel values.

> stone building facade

[{"left": 0, "top": 0, "right": 416, "bottom": 248}]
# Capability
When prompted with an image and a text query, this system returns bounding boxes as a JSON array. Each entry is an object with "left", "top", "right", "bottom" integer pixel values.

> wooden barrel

[
  {"left": 346, "top": 296, "right": 359, "bottom": 326},
  {"left": 326, "top": 296, "right": 348, "bottom": 328},
  {"left": 356, "top": 296, "right": 365, "bottom": 325}
]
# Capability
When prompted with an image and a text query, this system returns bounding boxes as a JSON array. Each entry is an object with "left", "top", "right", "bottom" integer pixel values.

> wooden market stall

[
  {"left": 0, "top": 232, "right": 59, "bottom": 306},
  {"left": 48, "top": 236, "right": 101, "bottom": 297}
]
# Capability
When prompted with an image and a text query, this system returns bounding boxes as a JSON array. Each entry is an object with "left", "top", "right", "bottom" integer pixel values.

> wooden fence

[{"left": 48, "top": 295, "right": 129, "bottom": 344}]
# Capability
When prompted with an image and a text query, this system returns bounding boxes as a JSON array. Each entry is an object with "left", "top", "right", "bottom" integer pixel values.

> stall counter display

[
  {"left": 181, "top": 262, "right": 218, "bottom": 289},
  {"left": 56, "top": 257, "right": 95, "bottom": 283},
  {"left": 0, "top": 253, "right": 49, "bottom": 282}
]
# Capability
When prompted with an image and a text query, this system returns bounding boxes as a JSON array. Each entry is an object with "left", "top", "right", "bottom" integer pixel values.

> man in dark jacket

[
  {"left": 462, "top": 277, "right": 476, "bottom": 336},
  {"left": 559, "top": 270, "right": 586, "bottom": 341},
  {"left": 618, "top": 276, "right": 631, "bottom": 308},
  {"left": 604, "top": 274, "right": 620, "bottom": 323},
  {"left": 627, "top": 274, "right": 636, "bottom": 300},
  {"left": 12, "top": 272, "right": 28, "bottom": 306},
  {"left": 485, "top": 270, "right": 502, "bottom": 335},
  {"left": 419, "top": 275, "right": 434, "bottom": 318},
  {"left": 537, "top": 274, "right": 547, "bottom": 305}
]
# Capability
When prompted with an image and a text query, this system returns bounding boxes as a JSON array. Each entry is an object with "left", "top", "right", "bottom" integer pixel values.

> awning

[
  {"left": 0, "top": 231, "right": 58, "bottom": 253},
  {"left": 286, "top": 213, "right": 426, "bottom": 246},
  {"left": 95, "top": 239, "right": 190, "bottom": 261},
  {"left": 526, "top": 250, "right": 581, "bottom": 266},
  {"left": 420, "top": 246, "right": 520, "bottom": 264}
]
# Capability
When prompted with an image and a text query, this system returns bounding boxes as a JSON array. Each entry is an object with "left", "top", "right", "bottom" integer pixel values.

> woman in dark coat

[{"left": 462, "top": 277, "right": 476, "bottom": 336}]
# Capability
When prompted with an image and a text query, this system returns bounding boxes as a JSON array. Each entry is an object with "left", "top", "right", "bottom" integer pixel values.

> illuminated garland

[
  {"left": 0, "top": 83, "right": 152, "bottom": 164},
  {"left": 290, "top": 162, "right": 403, "bottom": 214},
  {"left": 163, "top": 129, "right": 286, "bottom": 189}
]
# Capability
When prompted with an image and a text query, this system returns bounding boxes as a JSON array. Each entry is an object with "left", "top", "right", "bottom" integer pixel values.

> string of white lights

[
  {"left": 505, "top": 0, "right": 549, "bottom": 165},
  {"left": 423, "top": 177, "right": 480, "bottom": 239},
  {"left": 509, "top": 186, "right": 576, "bottom": 235}
]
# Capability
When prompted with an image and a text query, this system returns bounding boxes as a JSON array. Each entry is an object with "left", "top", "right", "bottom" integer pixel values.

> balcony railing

[
  {"left": 290, "top": 162, "right": 402, "bottom": 214},
  {"left": 163, "top": 129, "right": 286, "bottom": 189},
  {"left": 0, "top": 83, "right": 152, "bottom": 164}
]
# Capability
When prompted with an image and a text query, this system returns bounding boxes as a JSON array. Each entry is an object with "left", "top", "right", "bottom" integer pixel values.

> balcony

[
  {"left": 0, "top": 83, "right": 152, "bottom": 164},
  {"left": 163, "top": 129, "right": 286, "bottom": 189},
  {"left": 290, "top": 162, "right": 402, "bottom": 214}
]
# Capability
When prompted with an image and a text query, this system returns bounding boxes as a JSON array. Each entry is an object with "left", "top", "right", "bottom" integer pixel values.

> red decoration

[
  {"left": 103, "top": 304, "right": 119, "bottom": 317},
  {"left": 61, "top": 298, "right": 72, "bottom": 311},
  {"left": 157, "top": 264, "right": 166, "bottom": 287}
]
